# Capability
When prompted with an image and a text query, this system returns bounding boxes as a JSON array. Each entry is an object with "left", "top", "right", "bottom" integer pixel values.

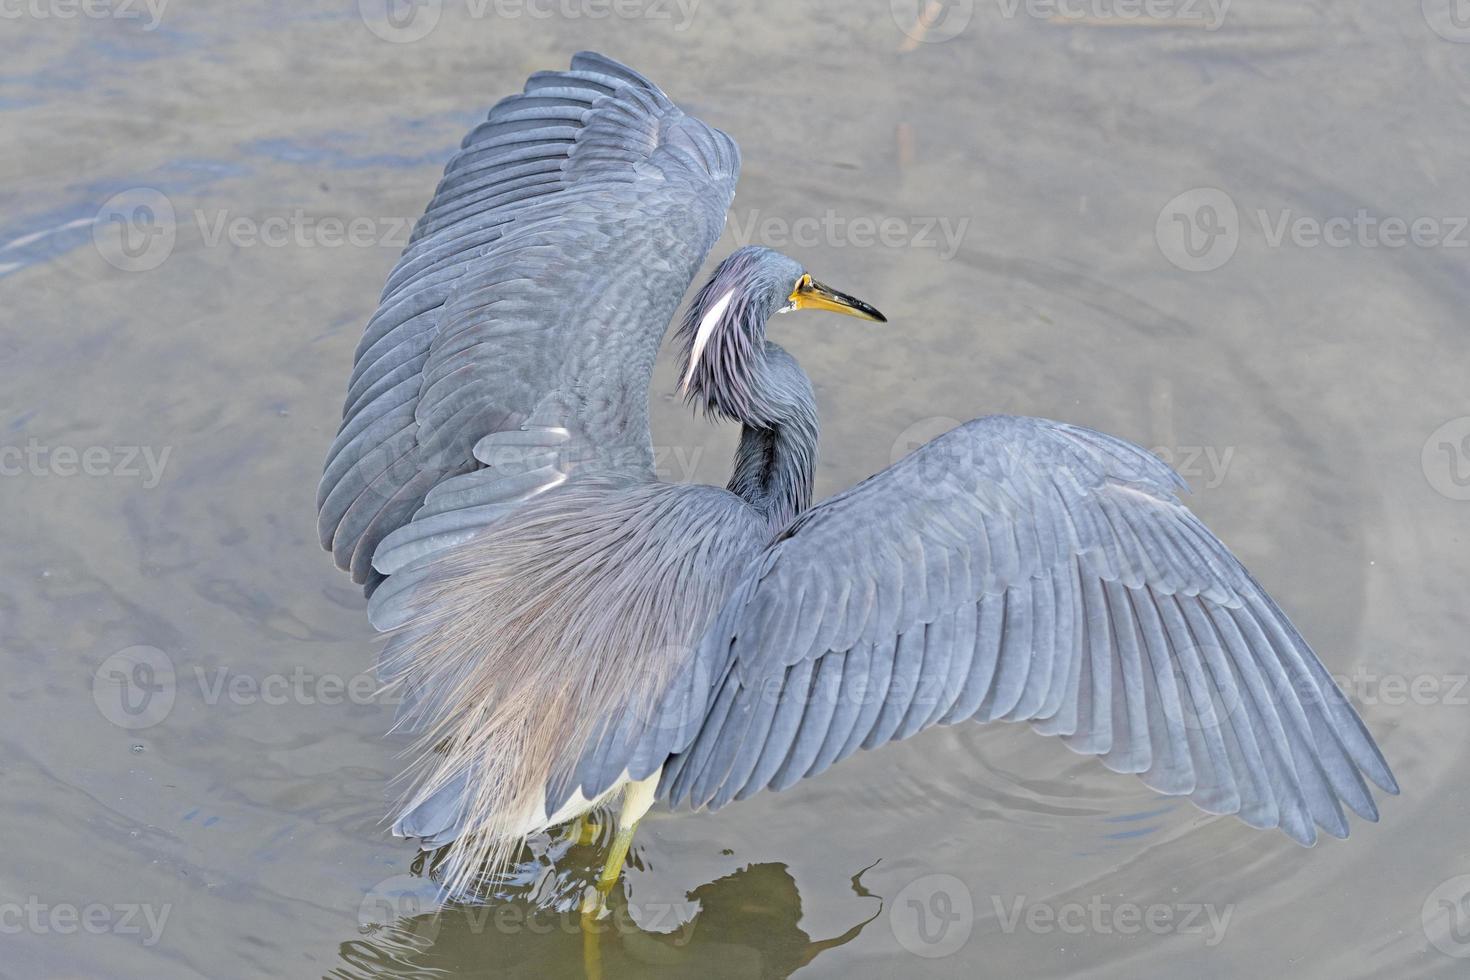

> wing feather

[
  {"left": 661, "top": 416, "right": 1398, "bottom": 844},
  {"left": 318, "top": 52, "right": 739, "bottom": 595}
]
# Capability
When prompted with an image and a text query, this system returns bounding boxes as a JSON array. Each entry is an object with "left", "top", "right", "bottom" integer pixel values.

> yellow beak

[{"left": 787, "top": 273, "right": 887, "bottom": 322}]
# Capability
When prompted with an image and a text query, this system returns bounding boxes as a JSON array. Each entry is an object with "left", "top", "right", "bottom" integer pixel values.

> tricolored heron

[{"left": 318, "top": 52, "right": 1396, "bottom": 905}]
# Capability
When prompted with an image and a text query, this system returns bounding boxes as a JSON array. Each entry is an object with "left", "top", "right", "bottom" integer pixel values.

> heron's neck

[{"left": 726, "top": 347, "right": 818, "bottom": 531}]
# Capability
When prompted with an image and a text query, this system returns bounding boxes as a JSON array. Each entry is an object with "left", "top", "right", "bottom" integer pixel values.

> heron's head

[{"left": 677, "top": 246, "right": 885, "bottom": 419}]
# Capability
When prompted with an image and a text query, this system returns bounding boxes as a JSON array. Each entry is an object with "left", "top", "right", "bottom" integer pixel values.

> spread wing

[
  {"left": 662, "top": 416, "right": 1398, "bottom": 845},
  {"left": 316, "top": 52, "right": 739, "bottom": 604}
]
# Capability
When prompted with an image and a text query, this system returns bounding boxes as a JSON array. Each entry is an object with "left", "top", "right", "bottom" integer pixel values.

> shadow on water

[{"left": 332, "top": 854, "right": 877, "bottom": 980}]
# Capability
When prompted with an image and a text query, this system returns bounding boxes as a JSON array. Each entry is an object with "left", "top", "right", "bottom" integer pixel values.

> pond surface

[{"left": 3, "top": 1, "right": 1468, "bottom": 976}]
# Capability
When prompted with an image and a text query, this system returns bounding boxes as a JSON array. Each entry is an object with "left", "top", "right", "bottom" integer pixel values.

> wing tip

[
  {"left": 570, "top": 51, "right": 660, "bottom": 92},
  {"left": 1367, "top": 756, "right": 1401, "bottom": 797}
]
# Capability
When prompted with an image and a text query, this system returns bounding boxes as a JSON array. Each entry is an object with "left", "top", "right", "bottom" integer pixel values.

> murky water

[{"left": 3, "top": 1, "right": 1468, "bottom": 976}]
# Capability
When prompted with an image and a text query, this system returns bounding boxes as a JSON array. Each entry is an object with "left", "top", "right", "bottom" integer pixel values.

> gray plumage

[
  {"left": 659, "top": 416, "right": 1396, "bottom": 846},
  {"left": 317, "top": 53, "right": 1396, "bottom": 895},
  {"left": 318, "top": 51, "right": 738, "bottom": 596}
]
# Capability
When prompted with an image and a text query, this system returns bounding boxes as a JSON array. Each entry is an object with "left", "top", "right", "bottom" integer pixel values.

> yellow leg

[
  {"left": 596, "top": 823, "right": 640, "bottom": 893},
  {"left": 580, "top": 770, "right": 660, "bottom": 921},
  {"left": 581, "top": 772, "right": 661, "bottom": 978},
  {"left": 583, "top": 914, "right": 604, "bottom": 980}
]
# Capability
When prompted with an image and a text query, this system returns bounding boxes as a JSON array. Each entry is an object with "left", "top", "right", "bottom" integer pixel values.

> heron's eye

[{"left": 778, "top": 274, "right": 808, "bottom": 313}]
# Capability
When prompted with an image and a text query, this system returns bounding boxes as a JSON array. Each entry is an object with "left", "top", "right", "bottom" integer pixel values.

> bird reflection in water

[{"left": 334, "top": 836, "right": 877, "bottom": 980}]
